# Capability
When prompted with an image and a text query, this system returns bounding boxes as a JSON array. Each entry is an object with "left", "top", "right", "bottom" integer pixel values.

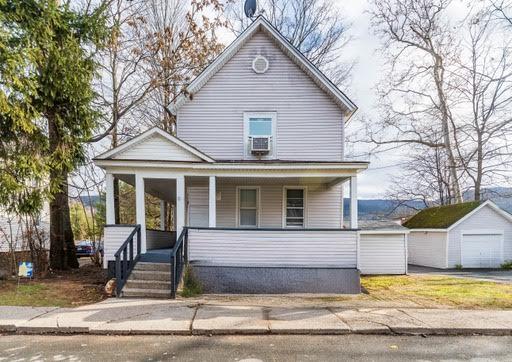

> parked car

[{"left": 75, "top": 240, "right": 103, "bottom": 258}]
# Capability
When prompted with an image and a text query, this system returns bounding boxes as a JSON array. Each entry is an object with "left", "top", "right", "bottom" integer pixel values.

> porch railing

[
  {"left": 170, "top": 227, "right": 188, "bottom": 298},
  {"left": 114, "top": 224, "right": 141, "bottom": 297},
  {"left": 187, "top": 227, "right": 358, "bottom": 268}
]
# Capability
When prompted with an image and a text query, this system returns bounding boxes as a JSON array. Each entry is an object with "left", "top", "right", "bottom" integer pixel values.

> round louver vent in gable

[{"left": 252, "top": 55, "right": 269, "bottom": 74}]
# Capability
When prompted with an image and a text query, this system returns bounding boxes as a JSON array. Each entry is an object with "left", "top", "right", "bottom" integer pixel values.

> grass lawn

[
  {"left": 361, "top": 275, "right": 512, "bottom": 309},
  {"left": 0, "top": 264, "right": 107, "bottom": 308}
]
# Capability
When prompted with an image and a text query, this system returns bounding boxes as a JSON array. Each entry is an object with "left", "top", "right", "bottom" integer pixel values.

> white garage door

[
  {"left": 359, "top": 233, "right": 407, "bottom": 275},
  {"left": 461, "top": 233, "right": 503, "bottom": 268}
]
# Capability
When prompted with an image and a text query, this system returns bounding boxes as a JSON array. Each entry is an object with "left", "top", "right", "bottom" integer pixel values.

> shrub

[
  {"left": 455, "top": 264, "right": 463, "bottom": 270},
  {"left": 180, "top": 265, "right": 202, "bottom": 298},
  {"left": 501, "top": 260, "right": 512, "bottom": 270}
]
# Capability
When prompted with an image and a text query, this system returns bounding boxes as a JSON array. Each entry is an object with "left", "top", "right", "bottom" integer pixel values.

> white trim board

[
  {"left": 96, "top": 127, "right": 215, "bottom": 163},
  {"left": 94, "top": 159, "right": 368, "bottom": 172},
  {"left": 447, "top": 201, "right": 512, "bottom": 231},
  {"left": 168, "top": 16, "right": 357, "bottom": 119}
]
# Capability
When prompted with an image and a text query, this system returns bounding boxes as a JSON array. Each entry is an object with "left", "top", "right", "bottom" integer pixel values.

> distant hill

[
  {"left": 71, "top": 195, "right": 102, "bottom": 208},
  {"left": 343, "top": 199, "right": 423, "bottom": 220},
  {"left": 347, "top": 187, "right": 512, "bottom": 221},
  {"left": 74, "top": 187, "right": 512, "bottom": 221}
]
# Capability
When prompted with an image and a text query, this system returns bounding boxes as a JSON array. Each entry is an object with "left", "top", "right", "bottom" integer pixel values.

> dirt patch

[{"left": 0, "top": 263, "right": 108, "bottom": 307}]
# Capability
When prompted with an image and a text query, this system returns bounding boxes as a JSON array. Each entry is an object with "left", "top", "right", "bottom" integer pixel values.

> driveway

[{"left": 409, "top": 265, "right": 512, "bottom": 283}]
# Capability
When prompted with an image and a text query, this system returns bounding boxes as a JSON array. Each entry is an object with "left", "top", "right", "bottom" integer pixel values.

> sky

[
  {"left": 216, "top": 0, "right": 395, "bottom": 199},
  {"left": 215, "top": 0, "right": 479, "bottom": 199}
]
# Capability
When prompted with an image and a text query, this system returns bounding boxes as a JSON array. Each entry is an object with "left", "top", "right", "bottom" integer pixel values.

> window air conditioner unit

[{"left": 250, "top": 136, "right": 270, "bottom": 154}]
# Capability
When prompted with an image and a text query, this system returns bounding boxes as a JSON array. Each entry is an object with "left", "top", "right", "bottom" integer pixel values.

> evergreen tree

[{"left": 0, "top": 0, "right": 107, "bottom": 269}]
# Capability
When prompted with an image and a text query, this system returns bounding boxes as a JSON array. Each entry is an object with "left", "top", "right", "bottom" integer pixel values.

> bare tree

[
  {"left": 387, "top": 145, "right": 453, "bottom": 209},
  {"left": 136, "top": 0, "right": 227, "bottom": 132},
  {"left": 226, "top": 0, "right": 354, "bottom": 86},
  {"left": 368, "top": 0, "right": 463, "bottom": 203},
  {"left": 451, "top": 10, "right": 512, "bottom": 200},
  {"left": 492, "top": 0, "right": 512, "bottom": 26}
]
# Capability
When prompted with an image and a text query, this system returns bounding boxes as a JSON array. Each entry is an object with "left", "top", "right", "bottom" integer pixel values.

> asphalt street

[{"left": 1, "top": 334, "right": 512, "bottom": 361}]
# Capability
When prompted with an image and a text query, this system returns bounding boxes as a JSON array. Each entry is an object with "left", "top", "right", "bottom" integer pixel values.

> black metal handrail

[
  {"left": 114, "top": 224, "right": 141, "bottom": 297},
  {"left": 170, "top": 227, "right": 188, "bottom": 298}
]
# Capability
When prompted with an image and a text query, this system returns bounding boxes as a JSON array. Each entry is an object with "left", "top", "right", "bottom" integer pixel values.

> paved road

[
  {"left": 408, "top": 265, "right": 512, "bottom": 283},
  {"left": 1, "top": 334, "right": 512, "bottom": 361}
]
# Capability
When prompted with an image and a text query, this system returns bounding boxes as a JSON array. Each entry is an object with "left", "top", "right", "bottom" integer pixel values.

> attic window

[{"left": 252, "top": 55, "right": 269, "bottom": 74}]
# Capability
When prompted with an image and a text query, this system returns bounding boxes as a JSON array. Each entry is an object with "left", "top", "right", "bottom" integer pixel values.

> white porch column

[
  {"left": 176, "top": 175, "right": 185, "bottom": 239},
  {"left": 209, "top": 176, "right": 216, "bottom": 227},
  {"left": 135, "top": 174, "right": 146, "bottom": 252},
  {"left": 160, "top": 200, "right": 165, "bottom": 230},
  {"left": 350, "top": 176, "right": 358, "bottom": 229},
  {"left": 105, "top": 173, "right": 115, "bottom": 225}
]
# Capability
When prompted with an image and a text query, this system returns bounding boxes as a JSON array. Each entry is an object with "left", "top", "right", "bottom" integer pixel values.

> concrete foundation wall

[{"left": 192, "top": 265, "right": 361, "bottom": 294}]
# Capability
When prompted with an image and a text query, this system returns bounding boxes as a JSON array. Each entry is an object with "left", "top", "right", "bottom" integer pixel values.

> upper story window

[{"left": 243, "top": 112, "right": 277, "bottom": 159}]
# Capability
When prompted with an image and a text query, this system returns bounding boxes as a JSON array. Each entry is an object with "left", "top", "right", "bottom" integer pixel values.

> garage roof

[{"left": 403, "top": 201, "right": 482, "bottom": 229}]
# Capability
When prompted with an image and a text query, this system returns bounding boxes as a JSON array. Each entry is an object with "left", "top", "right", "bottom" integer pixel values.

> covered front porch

[
  {"left": 96, "top": 153, "right": 368, "bottom": 294},
  {"left": 102, "top": 173, "right": 362, "bottom": 263}
]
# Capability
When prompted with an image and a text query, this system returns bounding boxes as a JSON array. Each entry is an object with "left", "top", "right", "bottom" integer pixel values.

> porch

[
  {"left": 102, "top": 174, "right": 361, "bottom": 261},
  {"left": 97, "top": 160, "right": 367, "bottom": 296}
]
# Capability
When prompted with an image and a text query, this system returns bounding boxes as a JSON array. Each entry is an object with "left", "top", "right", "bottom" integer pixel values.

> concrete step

[
  {"left": 121, "top": 287, "right": 172, "bottom": 299},
  {"left": 134, "top": 262, "right": 171, "bottom": 272},
  {"left": 130, "top": 270, "right": 171, "bottom": 281},
  {"left": 125, "top": 279, "right": 171, "bottom": 290}
]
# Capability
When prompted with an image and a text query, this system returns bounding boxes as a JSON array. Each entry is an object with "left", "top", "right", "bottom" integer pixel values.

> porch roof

[{"left": 94, "top": 158, "right": 368, "bottom": 178}]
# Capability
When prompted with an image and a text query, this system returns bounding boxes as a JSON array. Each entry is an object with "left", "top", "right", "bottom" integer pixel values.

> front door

[{"left": 187, "top": 187, "right": 209, "bottom": 227}]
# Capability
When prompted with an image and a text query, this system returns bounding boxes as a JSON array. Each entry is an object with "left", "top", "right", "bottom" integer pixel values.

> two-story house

[{"left": 94, "top": 16, "right": 372, "bottom": 297}]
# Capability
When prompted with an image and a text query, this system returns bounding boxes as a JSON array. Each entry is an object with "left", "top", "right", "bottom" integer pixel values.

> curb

[{"left": 3, "top": 326, "right": 512, "bottom": 336}]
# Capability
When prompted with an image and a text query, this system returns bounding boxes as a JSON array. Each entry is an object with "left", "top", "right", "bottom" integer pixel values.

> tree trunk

[
  {"left": 433, "top": 55, "right": 463, "bottom": 204},
  {"left": 474, "top": 135, "right": 483, "bottom": 201},
  {"left": 49, "top": 169, "right": 79, "bottom": 270},
  {"left": 48, "top": 116, "right": 79, "bottom": 270}
]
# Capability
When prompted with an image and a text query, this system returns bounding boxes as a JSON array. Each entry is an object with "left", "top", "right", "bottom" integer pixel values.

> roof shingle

[{"left": 403, "top": 201, "right": 482, "bottom": 229}]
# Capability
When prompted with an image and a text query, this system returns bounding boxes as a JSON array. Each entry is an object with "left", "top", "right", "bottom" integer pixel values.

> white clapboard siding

[
  {"left": 0, "top": 214, "right": 23, "bottom": 252},
  {"left": 359, "top": 233, "right": 407, "bottom": 275},
  {"left": 408, "top": 231, "right": 447, "bottom": 269},
  {"left": 146, "top": 230, "right": 175, "bottom": 250},
  {"left": 202, "top": 179, "right": 342, "bottom": 228},
  {"left": 177, "top": 31, "right": 344, "bottom": 161},
  {"left": 188, "top": 229, "right": 357, "bottom": 267},
  {"left": 103, "top": 226, "right": 139, "bottom": 268},
  {"left": 113, "top": 134, "right": 201, "bottom": 162},
  {"left": 0, "top": 208, "right": 49, "bottom": 252},
  {"left": 448, "top": 205, "right": 512, "bottom": 267}
]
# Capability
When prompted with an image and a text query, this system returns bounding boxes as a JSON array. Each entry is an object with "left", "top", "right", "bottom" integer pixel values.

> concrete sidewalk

[{"left": 1, "top": 299, "right": 512, "bottom": 336}]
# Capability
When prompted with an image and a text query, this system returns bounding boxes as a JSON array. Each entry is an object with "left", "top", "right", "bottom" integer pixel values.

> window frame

[
  {"left": 243, "top": 112, "right": 277, "bottom": 159},
  {"left": 282, "top": 186, "right": 307, "bottom": 228},
  {"left": 236, "top": 186, "right": 261, "bottom": 228}
]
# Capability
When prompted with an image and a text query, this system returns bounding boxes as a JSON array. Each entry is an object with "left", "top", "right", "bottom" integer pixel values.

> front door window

[{"left": 285, "top": 188, "right": 305, "bottom": 228}]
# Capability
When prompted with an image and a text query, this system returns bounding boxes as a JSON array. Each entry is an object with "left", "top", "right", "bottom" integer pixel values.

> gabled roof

[
  {"left": 168, "top": 16, "right": 357, "bottom": 119},
  {"left": 94, "top": 127, "right": 215, "bottom": 163},
  {"left": 403, "top": 200, "right": 512, "bottom": 230}
]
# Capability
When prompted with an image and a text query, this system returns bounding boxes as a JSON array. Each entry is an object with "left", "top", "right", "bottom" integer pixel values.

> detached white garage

[
  {"left": 358, "top": 222, "right": 409, "bottom": 275},
  {"left": 406, "top": 201, "right": 512, "bottom": 269}
]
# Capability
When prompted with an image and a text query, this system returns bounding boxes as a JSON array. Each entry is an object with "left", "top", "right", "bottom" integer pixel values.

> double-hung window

[
  {"left": 243, "top": 112, "right": 277, "bottom": 158},
  {"left": 284, "top": 187, "right": 306, "bottom": 228},
  {"left": 238, "top": 187, "right": 259, "bottom": 227}
]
